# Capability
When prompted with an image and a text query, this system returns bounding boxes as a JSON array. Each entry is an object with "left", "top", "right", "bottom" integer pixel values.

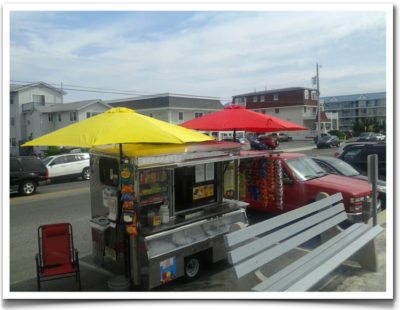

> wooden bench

[{"left": 224, "top": 193, "right": 383, "bottom": 292}]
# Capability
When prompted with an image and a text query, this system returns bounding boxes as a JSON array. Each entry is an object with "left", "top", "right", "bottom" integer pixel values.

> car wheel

[
  {"left": 82, "top": 167, "right": 91, "bottom": 180},
  {"left": 19, "top": 180, "right": 37, "bottom": 196},
  {"left": 184, "top": 255, "right": 202, "bottom": 281}
]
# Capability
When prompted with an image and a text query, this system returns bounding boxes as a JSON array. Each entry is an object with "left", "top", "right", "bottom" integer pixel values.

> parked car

[
  {"left": 247, "top": 136, "right": 267, "bottom": 150},
  {"left": 42, "top": 153, "right": 90, "bottom": 181},
  {"left": 257, "top": 135, "right": 279, "bottom": 150},
  {"left": 357, "top": 132, "right": 378, "bottom": 142},
  {"left": 222, "top": 137, "right": 251, "bottom": 150},
  {"left": 314, "top": 132, "right": 330, "bottom": 144},
  {"left": 338, "top": 143, "right": 386, "bottom": 180},
  {"left": 375, "top": 133, "right": 386, "bottom": 141},
  {"left": 248, "top": 152, "right": 378, "bottom": 222},
  {"left": 267, "top": 132, "right": 292, "bottom": 142},
  {"left": 334, "top": 141, "right": 379, "bottom": 158},
  {"left": 316, "top": 135, "right": 340, "bottom": 148},
  {"left": 10, "top": 156, "right": 48, "bottom": 195},
  {"left": 311, "top": 156, "right": 386, "bottom": 210}
]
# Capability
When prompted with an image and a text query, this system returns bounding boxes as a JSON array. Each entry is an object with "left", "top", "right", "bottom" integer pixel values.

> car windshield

[
  {"left": 286, "top": 156, "right": 327, "bottom": 181},
  {"left": 42, "top": 157, "right": 54, "bottom": 165},
  {"left": 326, "top": 158, "right": 360, "bottom": 177},
  {"left": 360, "top": 132, "right": 372, "bottom": 137}
]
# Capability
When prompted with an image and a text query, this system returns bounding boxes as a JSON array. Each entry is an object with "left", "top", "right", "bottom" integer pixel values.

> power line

[{"left": 10, "top": 79, "right": 233, "bottom": 101}]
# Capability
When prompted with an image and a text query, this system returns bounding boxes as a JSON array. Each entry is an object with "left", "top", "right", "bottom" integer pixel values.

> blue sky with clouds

[{"left": 10, "top": 10, "right": 387, "bottom": 102}]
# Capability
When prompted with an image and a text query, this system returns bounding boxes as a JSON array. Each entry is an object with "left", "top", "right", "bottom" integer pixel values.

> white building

[{"left": 10, "top": 82, "right": 110, "bottom": 155}]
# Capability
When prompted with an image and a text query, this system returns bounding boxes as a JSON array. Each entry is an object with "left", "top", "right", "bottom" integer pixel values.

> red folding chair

[{"left": 35, "top": 223, "right": 81, "bottom": 291}]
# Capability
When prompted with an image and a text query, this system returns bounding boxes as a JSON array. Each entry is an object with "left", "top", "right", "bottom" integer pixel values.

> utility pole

[
  {"left": 316, "top": 63, "right": 321, "bottom": 141},
  {"left": 61, "top": 82, "right": 64, "bottom": 104}
]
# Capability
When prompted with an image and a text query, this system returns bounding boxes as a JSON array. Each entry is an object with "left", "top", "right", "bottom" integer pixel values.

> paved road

[
  {"left": 8, "top": 141, "right": 338, "bottom": 286},
  {"left": 9, "top": 180, "right": 92, "bottom": 284}
]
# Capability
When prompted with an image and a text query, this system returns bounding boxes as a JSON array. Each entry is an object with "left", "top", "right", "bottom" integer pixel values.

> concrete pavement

[{"left": 9, "top": 210, "right": 388, "bottom": 295}]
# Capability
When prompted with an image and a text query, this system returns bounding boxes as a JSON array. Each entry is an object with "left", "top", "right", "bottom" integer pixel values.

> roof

[
  {"left": 322, "top": 92, "right": 386, "bottom": 103},
  {"left": 10, "top": 81, "right": 67, "bottom": 95},
  {"left": 233, "top": 87, "right": 317, "bottom": 98},
  {"left": 105, "top": 93, "right": 223, "bottom": 110},
  {"left": 315, "top": 111, "right": 330, "bottom": 122},
  {"left": 36, "top": 99, "right": 110, "bottom": 113}
]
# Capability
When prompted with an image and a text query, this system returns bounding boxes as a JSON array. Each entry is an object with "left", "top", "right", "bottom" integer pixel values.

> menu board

[
  {"left": 195, "top": 164, "right": 205, "bottom": 183},
  {"left": 205, "top": 163, "right": 214, "bottom": 181},
  {"left": 195, "top": 163, "right": 214, "bottom": 183}
]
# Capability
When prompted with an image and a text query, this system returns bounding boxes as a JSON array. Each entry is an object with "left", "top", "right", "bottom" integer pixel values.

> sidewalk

[{"left": 9, "top": 210, "right": 387, "bottom": 294}]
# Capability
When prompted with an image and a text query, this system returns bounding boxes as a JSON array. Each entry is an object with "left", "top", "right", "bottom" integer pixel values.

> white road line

[
  {"left": 10, "top": 187, "right": 90, "bottom": 204},
  {"left": 282, "top": 146, "right": 316, "bottom": 152}
]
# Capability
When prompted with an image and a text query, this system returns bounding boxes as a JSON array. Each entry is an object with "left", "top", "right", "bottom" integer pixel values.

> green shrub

[
  {"left": 328, "top": 130, "right": 346, "bottom": 140},
  {"left": 45, "top": 146, "right": 62, "bottom": 156}
]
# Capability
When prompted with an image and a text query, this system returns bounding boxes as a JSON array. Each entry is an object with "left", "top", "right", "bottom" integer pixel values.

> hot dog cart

[{"left": 89, "top": 141, "right": 256, "bottom": 290}]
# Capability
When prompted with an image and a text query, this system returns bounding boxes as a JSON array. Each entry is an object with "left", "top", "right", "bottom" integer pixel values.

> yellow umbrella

[{"left": 22, "top": 107, "right": 213, "bottom": 147}]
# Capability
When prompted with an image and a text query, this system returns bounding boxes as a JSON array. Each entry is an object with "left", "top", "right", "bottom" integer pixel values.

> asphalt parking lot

[{"left": 7, "top": 140, "right": 391, "bottom": 297}]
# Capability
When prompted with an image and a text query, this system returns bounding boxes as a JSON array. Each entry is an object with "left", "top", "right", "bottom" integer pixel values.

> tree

[
  {"left": 46, "top": 146, "right": 62, "bottom": 156},
  {"left": 352, "top": 118, "right": 382, "bottom": 136}
]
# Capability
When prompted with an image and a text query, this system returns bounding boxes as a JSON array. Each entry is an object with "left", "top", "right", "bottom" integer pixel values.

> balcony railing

[
  {"left": 21, "top": 102, "right": 58, "bottom": 114},
  {"left": 302, "top": 113, "right": 317, "bottom": 120}
]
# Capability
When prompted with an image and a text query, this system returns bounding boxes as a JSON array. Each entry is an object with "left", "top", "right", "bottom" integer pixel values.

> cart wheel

[{"left": 184, "top": 255, "right": 202, "bottom": 281}]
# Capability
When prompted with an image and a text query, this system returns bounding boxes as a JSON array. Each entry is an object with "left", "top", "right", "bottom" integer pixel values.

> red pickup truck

[{"left": 242, "top": 151, "right": 378, "bottom": 222}]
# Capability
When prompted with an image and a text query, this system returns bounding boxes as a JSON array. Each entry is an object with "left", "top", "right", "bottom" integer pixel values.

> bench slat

[
  {"left": 286, "top": 225, "right": 383, "bottom": 291},
  {"left": 233, "top": 211, "right": 348, "bottom": 278},
  {"left": 227, "top": 203, "right": 346, "bottom": 264},
  {"left": 224, "top": 193, "right": 343, "bottom": 248},
  {"left": 252, "top": 223, "right": 369, "bottom": 291}
]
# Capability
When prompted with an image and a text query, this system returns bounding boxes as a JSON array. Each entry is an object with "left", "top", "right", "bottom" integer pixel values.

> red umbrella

[{"left": 180, "top": 104, "right": 306, "bottom": 140}]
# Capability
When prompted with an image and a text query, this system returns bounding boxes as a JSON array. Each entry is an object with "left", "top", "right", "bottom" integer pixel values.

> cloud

[{"left": 10, "top": 10, "right": 387, "bottom": 102}]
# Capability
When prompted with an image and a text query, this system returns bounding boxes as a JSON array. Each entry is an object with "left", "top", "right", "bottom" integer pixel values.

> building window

[
  {"left": 273, "top": 94, "right": 279, "bottom": 101},
  {"left": 27, "top": 119, "right": 31, "bottom": 125},
  {"left": 48, "top": 113, "right": 53, "bottom": 122},
  {"left": 253, "top": 96, "right": 258, "bottom": 103},
  {"left": 10, "top": 138, "right": 17, "bottom": 147},
  {"left": 275, "top": 108, "right": 279, "bottom": 114},
  {"left": 304, "top": 90, "right": 309, "bottom": 100},
  {"left": 86, "top": 112, "right": 101, "bottom": 119},
  {"left": 58, "top": 113, "right": 62, "bottom": 122},
  {"left": 10, "top": 117, "right": 15, "bottom": 126},
  {"left": 33, "top": 95, "right": 45, "bottom": 105},
  {"left": 179, "top": 112, "right": 184, "bottom": 121},
  {"left": 195, "top": 112, "right": 203, "bottom": 118},
  {"left": 304, "top": 107, "right": 307, "bottom": 113},
  {"left": 260, "top": 96, "right": 265, "bottom": 102},
  {"left": 70, "top": 111, "right": 77, "bottom": 121},
  {"left": 311, "top": 91, "right": 317, "bottom": 100}
]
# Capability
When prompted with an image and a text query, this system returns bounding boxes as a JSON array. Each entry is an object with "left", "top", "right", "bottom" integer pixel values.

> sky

[{"left": 9, "top": 9, "right": 387, "bottom": 103}]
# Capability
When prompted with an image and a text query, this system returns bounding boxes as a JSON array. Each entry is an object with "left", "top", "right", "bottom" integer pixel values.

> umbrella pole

[
  {"left": 233, "top": 129, "right": 236, "bottom": 141},
  {"left": 119, "top": 144, "right": 132, "bottom": 281}
]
